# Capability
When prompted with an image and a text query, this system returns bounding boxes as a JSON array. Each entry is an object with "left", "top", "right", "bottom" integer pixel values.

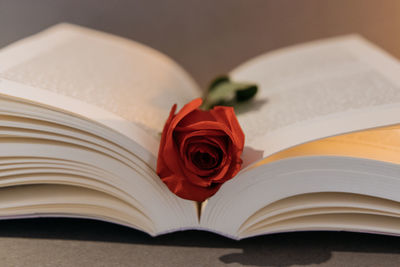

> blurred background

[{"left": 1, "top": 1, "right": 400, "bottom": 266}]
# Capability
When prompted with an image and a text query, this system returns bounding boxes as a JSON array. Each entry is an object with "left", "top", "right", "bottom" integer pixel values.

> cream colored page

[
  {"left": 231, "top": 35, "right": 400, "bottom": 159},
  {"left": 0, "top": 24, "right": 200, "bottom": 151},
  {"left": 258, "top": 125, "right": 400, "bottom": 166}
]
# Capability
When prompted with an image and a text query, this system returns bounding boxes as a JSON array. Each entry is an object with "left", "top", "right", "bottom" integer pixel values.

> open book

[{"left": 0, "top": 23, "right": 399, "bottom": 240}]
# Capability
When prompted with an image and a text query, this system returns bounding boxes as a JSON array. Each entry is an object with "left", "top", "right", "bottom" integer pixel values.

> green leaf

[
  {"left": 236, "top": 85, "right": 258, "bottom": 102},
  {"left": 201, "top": 75, "right": 258, "bottom": 110}
]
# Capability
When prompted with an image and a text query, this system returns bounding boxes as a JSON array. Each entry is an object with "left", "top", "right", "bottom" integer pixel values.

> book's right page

[
  {"left": 230, "top": 35, "right": 400, "bottom": 161},
  {"left": 199, "top": 35, "right": 400, "bottom": 239}
]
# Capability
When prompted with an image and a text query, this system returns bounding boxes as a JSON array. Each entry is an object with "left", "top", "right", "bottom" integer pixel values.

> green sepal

[{"left": 208, "top": 75, "right": 230, "bottom": 92}]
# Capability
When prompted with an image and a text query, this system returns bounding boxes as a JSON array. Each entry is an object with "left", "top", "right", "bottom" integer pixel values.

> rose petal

[
  {"left": 210, "top": 106, "right": 245, "bottom": 149},
  {"left": 157, "top": 104, "right": 177, "bottom": 176},
  {"left": 175, "top": 121, "right": 236, "bottom": 144},
  {"left": 189, "top": 143, "right": 220, "bottom": 169},
  {"left": 180, "top": 135, "right": 229, "bottom": 185},
  {"left": 177, "top": 109, "right": 216, "bottom": 127},
  {"left": 162, "top": 173, "right": 222, "bottom": 202},
  {"left": 161, "top": 99, "right": 203, "bottom": 179}
]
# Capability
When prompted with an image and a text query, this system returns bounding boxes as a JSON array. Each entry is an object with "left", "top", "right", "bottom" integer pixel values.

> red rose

[{"left": 157, "top": 98, "right": 245, "bottom": 202}]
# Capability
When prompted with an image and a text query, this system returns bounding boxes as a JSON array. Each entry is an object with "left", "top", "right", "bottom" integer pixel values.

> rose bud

[{"left": 157, "top": 98, "right": 244, "bottom": 202}]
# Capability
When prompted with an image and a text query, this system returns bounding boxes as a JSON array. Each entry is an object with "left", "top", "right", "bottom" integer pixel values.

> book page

[
  {"left": 0, "top": 24, "right": 202, "bottom": 233},
  {"left": 202, "top": 154, "right": 400, "bottom": 237},
  {"left": 231, "top": 35, "right": 400, "bottom": 160},
  {"left": 257, "top": 124, "right": 400, "bottom": 166},
  {"left": 0, "top": 23, "right": 200, "bottom": 156}
]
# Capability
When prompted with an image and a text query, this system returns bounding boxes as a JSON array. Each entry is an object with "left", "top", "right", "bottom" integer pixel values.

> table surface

[{"left": 1, "top": 0, "right": 400, "bottom": 266}]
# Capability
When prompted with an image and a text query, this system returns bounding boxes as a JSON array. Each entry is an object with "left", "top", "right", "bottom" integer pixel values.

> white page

[
  {"left": 231, "top": 35, "right": 400, "bottom": 161},
  {"left": 0, "top": 23, "right": 201, "bottom": 157}
]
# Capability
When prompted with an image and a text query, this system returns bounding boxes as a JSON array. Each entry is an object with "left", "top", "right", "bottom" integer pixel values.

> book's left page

[
  {"left": 0, "top": 23, "right": 201, "bottom": 164},
  {"left": 0, "top": 24, "right": 202, "bottom": 235}
]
